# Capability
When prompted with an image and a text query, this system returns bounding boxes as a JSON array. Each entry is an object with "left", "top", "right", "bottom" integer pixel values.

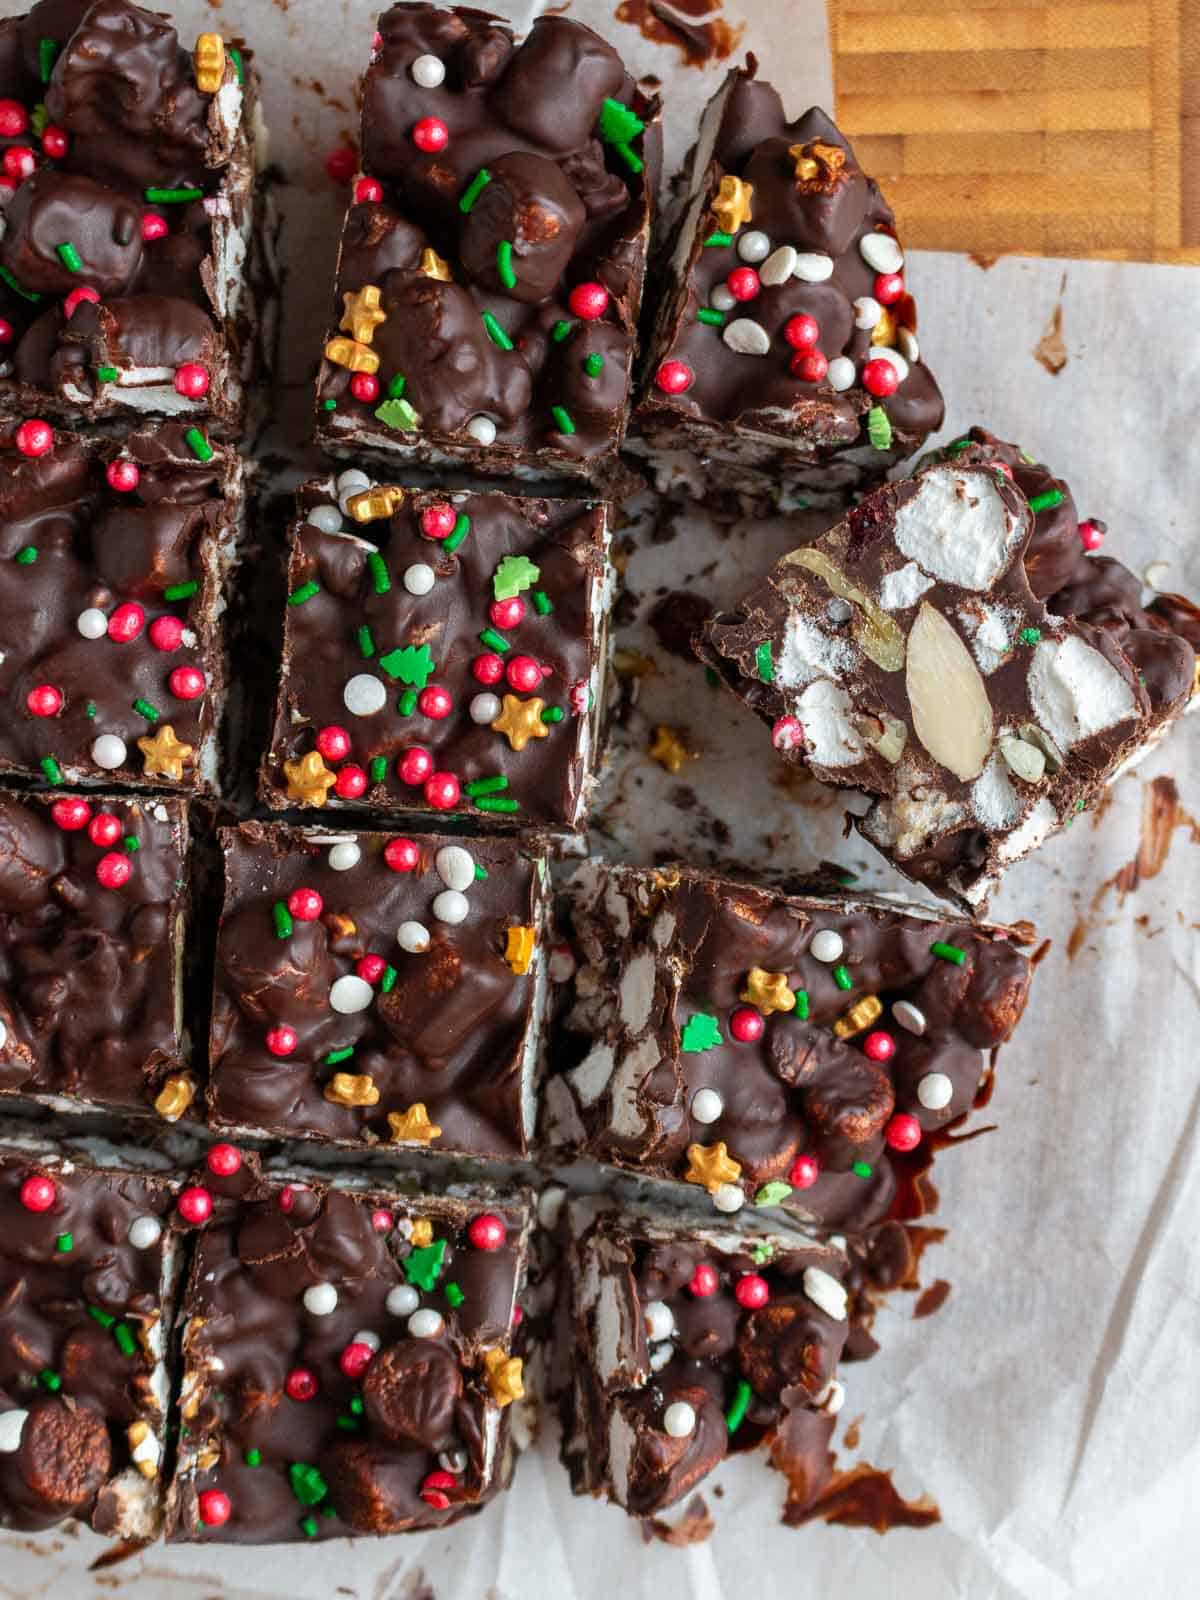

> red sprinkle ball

[
  {"left": 726, "top": 266, "right": 760, "bottom": 302},
  {"left": 0, "top": 101, "right": 28, "bottom": 139},
  {"left": 472, "top": 652, "right": 504, "bottom": 686},
  {"left": 107, "top": 602, "right": 145, "bottom": 642},
  {"left": 735, "top": 1273, "right": 770, "bottom": 1310},
  {"left": 489, "top": 598, "right": 524, "bottom": 630},
  {"left": 141, "top": 213, "right": 168, "bottom": 242},
  {"left": 278, "top": 1185, "right": 296, "bottom": 1213},
  {"left": 40, "top": 126, "right": 67, "bottom": 160},
  {"left": 288, "top": 886, "right": 324, "bottom": 922},
  {"left": 356, "top": 953, "right": 387, "bottom": 985},
  {"left": 15, "top": 419, "right": 53, "bottom": 458},
  {"left": 420, "top": 502, "right": 458, "bottom": 540},
  {"left": 206, "top": 1143, "right": 242, "bottom": 1177},
  {"left": 266, "top": 1024, "right": 298, "bottom": 1057},
  {"left": 371, "top": 1208, "right": 394, "bottom": 1233},
  {"left": 655, "top": 360, "right": 693, "bottom": 395},
  {"left": 350, "top": 371, "right": 380, "bottom": 403},
  {"left": 418, "top": 684, "right": 453, "bottom": 720},
  {"left": 420, "top": 1469, "right": 456, "bottom": 1510},
  {"left": 788, "top": 1153, "right": 820, "bottom": 1190},
  {"left": 51, "top": 797, "right": 92, "bottom": 831},
  {"left": 19, "top": 1174, "right": 56, "bottom": 1213},
  {"left": 567, "top": 281, "right": 608, "bottom": 321},
  {"left": 284, "top": 1367, "right": 319, "bottom": 1402},
  {"left": 63, "top": 285, "right": 100, "bottom": 319},
  {"left": 862, "top": 1030, "right": 896, "bottom": 1063},
  {"left": 424, "top": 771, "right": 460, "bottom": 811},
  {"left": 316, "top": 724, "right": 352, "bottom": 762},
  {"left": 783, "top": 314, "right": 820, "bottom": 350},
  {"left": 0, "top": 320, "right": 13, "bottom": 345},
  {"left": 771, "top": 715, "right": 804, "bottom": 753},
  {"left": 95, "top": 851, "right": 132, "bottom": 890},
  {"left": 885, "top": 1113, "right": 922, "bottom": 1153},
  {"left": 335, "top": 763, "right": 368, "bottom": 800},
  {"left": 197, "top": 1489, "right": 232, "bottom": 1527},
  {"left": 2, "top": 146, "right": 35, "bottom": 181},
  {"left": 1079, "top": 518, "right": 1106, "bottom": 552},
  {"left": 397, "top": 747, "right": 432, "bottom": 787},
  {"left": 728, "top": 1005, "right": 764, "bottom": 1044},
  {"left": 339, "top": 1341, "right": 375, "bottom": 1379},
  {"left": 874, "top": 272, "right": 904, "bottom": 305},
  {"left": 325, "top": 146, "right": 358, "bottom": 184},
  {"left": 25, "top": 684, "right": 62, "bottom": 718},
  {"left": 148, "top": 616, "right": 184, "bottom": 653},
  {"left": 861, "top": 357, "right": 899, "bottom": 398},
  {"left": 411, "top": 116, "right": 449, "bottom": 154},
  {"left": 505, "top": 655, "right": 542, "bottom": 693},
  {"left": 174, "top": 362, "right": 210, "bottom": 399},
  {"left": 354, "top": 176, "right": 383, "bottom": 204},
  {"left": 688, "top": 1261, "right": 719, "bottom": 1298},
  {"left": 383, "top": 836, "right": 421, "bottom": 873},
  {"left": 169, "top": 665, "right": 206, "bottom": 701},
  {"left": 106, "top": 458, "right": 141, "bottom": 493},
  {"left": 88, "top": 812, "right": 122, "bottom": 848},
  {"left": 177, "top": 1186, "right": 213, "bottom": 1225},
  {"left": 467, "top": 1213, "right": 506, "bottom": 1252},
  {"left": 792, "top": 349, "right": 828, "bottom": 383}
]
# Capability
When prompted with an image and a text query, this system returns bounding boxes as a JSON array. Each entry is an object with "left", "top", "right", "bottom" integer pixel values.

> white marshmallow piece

[
  {"left": 411, "top": 53, "right": 445, "bottom": 88},
  {"left": 343, "top": 673, "right": 387, "bottom": 717},
  {"left": 1028, "top": 635, "right": 1139, "bottom": 753},
  {"left": 408, "top": 1308, "right": 444, "bottom": 1338},
  {"left": 792, "top": 252, "right": 834, "bottom": 283},
  {"left": 306, "top": 504, "right": 343, "bottom": 534},
  {"left": 386, "top": 1285, "right": 419, "bottom": 1318},
  {"left": 403, "top": 562, "right": 436, "bottom": 596},
  {"left": 470, "top": 692, "right": 501, "bottom": 725},
  {"left": 894, "top": 468, "right": 1024, "bottom": 591},
  {"left": 91, "top": 734, "right": 127, "bottom": 770},
  {"left": 759, "top": 245, "right": 797, "bottom": 286},
  {"left": 643, "top": 1300, "right": 674, "bottom": 1342},
  {"left": 328, "top": 842, "right": 361, "bottom": 872},
  {"left": 826, "top": 356, "right": 856, "bottom": 392},
  {"left": 303, "top": 1282, "right": 339, "bottom": 1316},
  {"left": 917, "top": 1071, "right": 954, "bottom": 1110},
  {"left": 803, "top": 1265, "right": 849, "bottom": 1322},
  {"left": 809, "top": 929, "right": 844, "bottom": 963},
  {"left": 0, "top": 1410, "right": 28, "bottom": 1453},
  {"left": 690, "top": 1088, "right": 724, "bottom": 1125},
  {"left": 76, "top": 607, "right": 108, "bottom": 639},
  {"left": 432, "top": 889, "right": 469, "bottom": 925},
  {"left": 722, "top": 318, "right": 770, "bottom": 356},
  {"left": 435, "top": 845, "right": 475, "bottom": 892},
  {"left": 397, "top": 920, "right": 431, "bottom": 954},
  {"left": 663, "top": 1401, "right": 697, "bottom": 1438},
  {"left": 737, "top": 230, "right": 771, "bottom": 263},
  {"left": 329, "top": 974, "right": 374, "bottom": 1014},
  {"left": 859, "top": 231, "right": 904, "bottom": 274},
  {"left": 127, "top": 1215, "right": 163, "bottom": 1250}
]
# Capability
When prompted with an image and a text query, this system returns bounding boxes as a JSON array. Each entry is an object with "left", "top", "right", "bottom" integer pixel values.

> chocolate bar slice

[
  {"left": 553, "top": 1194, "right": 849, "bottom": 1517},
  {"left": 0, "top": 789, "right": 191, "bottom": 1120},
  {"left": 314, "top": 6, "right": 660, "bottom": 485},
  {"left": 0, "top": 421, "right": 241, "bottom": 795},
  {"left": 0, "top": 1137, "right": 180, "bottom": 1538},
  {"left": 167, "top": 1147, "right": 531, "bottom": 1543},
  {"left": 699, "top": 440, "right": 1198, "bottom": 909},
  {"left": 260, "top": 475, "right": 610, "bottom": 830},
  {"left": 629, "top": 64, "right": 943, "bottom": 511},
  {"left": 0, "top": 0, "right": 263, "bottom": 432},
  {"left": 208, "top": 822, "right": 550, "bottom": 1161},
  {"left": 544, "top": 861, "right": 1033, "bottom": 1231}
]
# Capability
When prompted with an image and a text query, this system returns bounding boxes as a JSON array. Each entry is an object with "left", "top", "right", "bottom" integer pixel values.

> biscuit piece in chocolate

[
  {"left": 630, "top": 65, "right": 943, "bottom": 512},
  {"left": 553, "top": 1195, "right": 849, "bottom": 1517},
  {"left": 544, "top": 862, "right": 1033, "bottom": 1232},
  {"left": 260, "top": 474, "right": 610, "bottom": 830},
  {"left": 208, "top": 822, "right": 550, "bottom": 1159},
  {"left": 0, "top": 789, "right": 189, "bottom": 1117},
  {"left": 699, "top": 440, "right": 1199, "bottom": 909},
  {"left": 0, "top": 1139, "right": 179, "bottom": 1537},
  {"left": 167, "top": 1149, "right": 530, "bottom": 1544},
  {"left": 314, "top": 5, "right": 661, "bottom": 486},
  {"left": 0, "top": 0, "right": 263, "bottom": 431},
  {"left": 0, "top": 420, "right": 240, "bottom": 794}
]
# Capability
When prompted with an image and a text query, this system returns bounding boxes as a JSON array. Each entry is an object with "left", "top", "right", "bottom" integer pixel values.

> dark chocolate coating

[
  {"left": 261, "top": 483, "right": 606, "bottom": 829},
  {"left": 0, "top": 1146, "right": 175, "bottom": 1533},
  {"left": 208, "top": 822, "right": 545, "bottom": 1158},
  {"left": 0, "top": 423, "right": 236, "bottom": 792},
  {"left": 168, "top": 1153, "right": 526, "bottom": 1545},
  {"left": 315, "top": 4, "right": 661, "bottom": 479},
  {"left": 550, "top": 864, "right": 1032, "bottom": 1231},
  {"left": 0, "top": 789, "right": 187, "bottom": 1112}
]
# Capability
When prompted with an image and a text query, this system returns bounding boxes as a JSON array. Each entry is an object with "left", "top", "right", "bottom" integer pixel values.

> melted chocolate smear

[
  {"left": 615, "top": 0, "right": 744, "bottom": 65},
  {"left": 1034, "top": 300, "right": 1068, "bottom": 376},
  {"left": 641, "top": 1493, "right": 715, "bottom": 1545},
  {"left": 648, "top": 590, "right": 715, "bottom": 659},
  {"left": 788, "top": 1462, "right": 940, "bottom": 1533},
  {"left": 913, "top": 1278, "right": 951, "bottom": 1319},
  {"left": 88, "top": 1538, "right": 149, "bottom": 1571}
]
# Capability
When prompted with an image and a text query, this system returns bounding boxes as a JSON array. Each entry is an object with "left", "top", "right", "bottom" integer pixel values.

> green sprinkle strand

[
  {"left": 85, "top": 701, "right": 96, "bottom": 719},
  {"left": 475, "top": 795, "right": 519, "bottom": 813},
  {"left": 945, "top": 437, "right": 972, "bottom": 455},
  {"left": 113, "top": 1322, "right": 137, "bottom": 1357},
  {"left": 56, "top": 242, "right": 82, "bottom": 273},
  {"left": 867, "top": 405, "right": 894, "bottom": 451},
  {"left": 404, "top": 1238, "right": 447, "bottom": 1291},
  {"left": 398, "top": 688, "right": 418, "bottom": 715},
  {"left": 96, "top": 365, "right": 120, "bottom": 382},
  {"left": 244, "top": 1447, "right": 262, "bottom": 1467},
  {"left": 697, "top": 307, "right": 725, "bottom": 326},
  {"left": 832, "top": 964, "right": 853, "bottom": 991},
  {"left": 852, "top": 1160, "right": 873, "bottom": 1180},
  {"left": 551, "top": 319, "right": 575, "bottom": 343},
  {"left": 288, "top": 580, "right": 320, "bottom": 606},
  {"left": 1028, "top": 488, "right": 1064, "bottom": 514},
  {"left": 493, "top": 554, "right": 539, "bottom": 599},
  {"left": 754, "top": 1182, "right": 793, "bottom": 1209},
  {"left": 55, "top": 1232, "right": 73, "bottom": 1253},
  {"left": 681, "top": 1012, "right": 722, "bottom": 1053},
  {"left": 473, "top": 863, "right": 488, "bottom": 880},
  {"left": 378, "top": 642, "right": 434, "bottom": 687},
  {"left": 550, "top": 405, "right": 576, "bottom": 435},
  {"left": 1018, "top": 626, "right": 1042, "bottom": 645},
  {"left": 367, "top": 552, "right": 391, "bottom": 594},
  {"left": 335, "top": 1414, "right": 360, "bottom": 1432},
  {"left": 0, "top": 264, "right": 41, "bottom": 302},
  {"left": 30, "top": 104, "right": 48, "bottom": 138},
  {"left": 38, "top": 1368, "right": 62, "bottom": 1392},
  {"left": 133, "top": 697, "right": 160, "bottom": 723},
  {"left": 612, "top": 141, "right": 643, "bottom": 174},
  {"left": 144, "top": 186, "right": 204, "bottom": 203},
  {"left": 532, "top": 589, "right": 552, "bottom": 615},
  {"left": 725, "top": 1378, "right": 752, "bottom": 1434},
  {"left": 374, "top": 397, "right": 419, "bottom": 431},
  {"left": 322, "top": 397, "right": 338, "bottom": 411},
  {"left": 465, "top": 774, "right": 509, "bottom": 798},
  {"left": 755, "top": 640, "right": 774, "bottom": 683},
  {"left": 387, "top": 373, "right": 407, "bottom": 399},
  {"left": 164, "top": 580, "right": 198, "bottom": 601},
  {"left": 793, "top": 989, "right": 810, "bottom": 1020},
  {"left": 482, "top": 310, "right": 513, "bottom": 351},
  {"left": 123, "top": 835, "right": 140, "bottom": 853},
  {"left": 357, "top": 624, "right": 375, "bottom": 659},
  {"left": 298, "top": 1514, "right": 319, "bottom": 1539},
  {"left": 39, "top": 37, "right": 58, "bottom": 82},
  {"left": 380, "top": 964, "right": 397, "bottom": 993},
  {"left": 349, "top": 1397, "right": 364, "bottom": 1416},
  {"left": 87, "top": 1305, "right": 116, "bottom": 1330},
  {"left": 184, "top": 426, "right": 213, "bottom": 462},
  {"left": 324, "top": 1046, "right": 355, "bottom": 1066},
  {"left": 273, "top": 902, "right": 294, "bottom": 940},
  {"left": 584, "top": 352, "right": 605, "bottom": 378},
  {"left": 443, "top": 513, "right": 471, "bottom": 555},
  {"left": 496, "top": 240, "right": 517, "bottom": 290},
  {"left": 445, "top": 1282, "right": 465, "bottom": 1309},
  {"left": 230, "top": 48, "right": 245, "bottom": 84},
  {"left": 704, "top": 231, "right": 733, "bottom": 248},
  {"left": 369, "top": 756, "right": 387, "bottom": 784},
  {"left": 39, "top": 756, "right": 63, "bottom": 786},
  {"left": 459, "top": 168, "right": 491, "bottom": 213},
  {"left": 15, "top": 545, "right": 38, "bottom": 564},
  {"left": 541, "top": 705, "right": 564, "bottom": 723},
  {"left": 930, "top": 940, "right": 966, "bottom": 966},
  {"left": 478, "top": 627, "right": 510, "bottom": 654}
]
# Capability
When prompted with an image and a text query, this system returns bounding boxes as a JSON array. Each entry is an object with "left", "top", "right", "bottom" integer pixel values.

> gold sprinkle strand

[
  {"left": 648, "top": 725, "right": 691, "bottom": 774},
  {"left": 483, "top": 1348, "right": 524, "bottom": 1407},
  {"left": 324, "top": 1072, "right": 380, "bottom": 1108},
  {"left": 154, "top": 1073, "right": 195, "bottom": 1122},
  {"left": 137, "top": 724, "right": 192, "bottom": 781},
  {"left": 324, "top": 336, "right": 380, "bottom": 374},
  {"left": 711, "top": 174, "right": 753, "bottom": 233},
  {"left": 419, "top": 247, "right": 452, "bottom": 281},
  {"left": 505, "top": 925, "right": 535, "bottom": 975},
  {"left": 491, "top": 694, "right": 549, "bottom": 752},
  {"left": 346, "top": 485, "right": 405, "bottom": 523},
  {"left": 740, "top": 967, "right": 795, "bottom": 1016},
  {"left": 283, "top": 750, "right": 337, "bottom": 807},
  {"left": 193, "top": 33, "right": 225, "bottom": 93},
  {"left": 684, "top": 1141, "right": 742, "bottom": 1194},
  {"left": 832, "top": 994, "right": 883, "bottom": 1039},
  {"left": 339, "top": 285, "right": 387, "bottom": 346},
  {"left": 387, "top": 1103, "right": 442, "bottom": 1145}
]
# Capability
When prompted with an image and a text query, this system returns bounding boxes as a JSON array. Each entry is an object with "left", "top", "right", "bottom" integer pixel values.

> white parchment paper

[{"left": 2, "top": 2, "right": 1198, "bottom": 1596}]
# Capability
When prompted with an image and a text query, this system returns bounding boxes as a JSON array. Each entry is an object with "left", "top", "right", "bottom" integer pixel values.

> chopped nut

[
  {"left": 906, "top": 602, "right": 994, "bottom": 781},
  {"left": 786, "top": 547, "right": 906, "bottom": 672},
  {"left": 154, "top": 1073, "right": 195, "bottom": 1123},
  {"left": 998, "top": 734, "right": 1046, "bottom": 784},
  {"left": 324, "top": 1072, "right": 380, "bottom": 1108}
]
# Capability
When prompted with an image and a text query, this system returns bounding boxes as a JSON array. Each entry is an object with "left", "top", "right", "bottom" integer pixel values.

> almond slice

[{"left": 906, "top": 602, "right": 994, "bottom": 781}]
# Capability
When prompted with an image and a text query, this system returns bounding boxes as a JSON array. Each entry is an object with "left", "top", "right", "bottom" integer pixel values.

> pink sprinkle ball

[
  {"left": 177, "top": 1186, "right": 214, "bottom": 1225},
  {"left": 489, "top": 598, "right": 524, "bottom": 630},
  {"left": 339, "top": 1341, "right": 375, "bottom": 1379},
  {"left": 1079, "top": 518, "right": 1106, "bottom": 552},
  {"left": 15, "top": 418, "right": 53, "bottom": 458},
  {"left": 771, "top": 715, "right": 804, "bottom": 752},
  {"left": 284, "top": 1366, "right": 319, "bottom": 1402},
  {"left": 287, "top": 887, "right": 324, "bottom": 921},
  {"left": 356, "top": 954, "right": 387, "bottom": 984},
  {"left": 197, "top": 1489, "right": 231, "bottom": 1526},
  {"left": 792, "top": 349, "right": 828, "bottom": 382},
  {"left": 726, "top": 266, "right": 759, "bottom": 302},
  {"left": 418, "top": 684, "right": 453, "bottom": 720},
  {"left": 40, "top": 125, "right": 68, "bottom": 159},
  {"left": 735, "top": 1274, "right": 770, "bottom": 1310},
  {"left": 411, "top": 116, "right": 449, "bottom": 153},
  {"left": 420, "top": 503, "right": 458, "bottom": 540},
  {"left": 2, "top": 146, "right": 35, "bottom": 181},
  {"left": 0, "top": 101, "right": 28, "bottom": 139},
  {"left": 149, "top": 615, "right": 184, "bottom": 652},
  {"left": 862, "top": 357, "right": 899, "bottom": 398},
  {"left": 505, "top": 655, "right": 542, "bottom": 693},
  {"left": 354, "top": 176, "right": 383, "bottom": 204},
  {"left": 325, "top": 147, "right": 358, "bottom": 184},
  {"left": 567, "top": 282, "right": 608, "bottom": 321},
  {"left": 266, "top": 1024, "right": 298, "bottom": 1057},
  {"left": 174, "top": 362, "right": 210, "bottom": 399},
  {"left": 371, "top": 1208, "right": 394, "bottom": 1233},
  {"left": 728, "top": 1005, "right": 764, "bottom": 1044},
  {"left": 863, "top": 1030, "right": 896, "bottom": 1063},
  {"left": 350, "top": 372, "right": 380, "bottom": 403},
  {"left": 25, "top": 684, "right": 62, "bottom": 717},
  {"left": 874, "top": 271, "right": 904, "bottom": 305},
  {"left": 169, "top": 665, "right": 206, "bottom": 700},
  {"left": 107, "top": 602, "right": 145, "bottom": 642},
  {"left": 467, "top": 1213, "right": 506, "bottom": 1251},
  {"left": 472, "top": 652, "right": 504, "bottom": 686}
]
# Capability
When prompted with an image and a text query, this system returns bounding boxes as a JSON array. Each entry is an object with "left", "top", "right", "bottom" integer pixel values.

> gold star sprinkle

[
  {"left": 324, "top": 336, "right": 380, "bottom": 374},
  {"left": 410, "top": 1217, "right": 433, "bottom": 1247},
  {"left": 137, "top": 724, "right": 193, "bottom": 782},
  {"left": 711, "top": 174, "right": 753, "bottom": 233},
  {"left": 505, "top": 925, "right": 535, "bottom": 975},
  {"left": 340, "top": 284, "right": 387, "bottom": 346},
  {"left": 419, "top": 247, "right": 452, "bottom": 281},
  {"left": 154, "top": 1073, "right": 195, "bottom": 1123},
  {"left": 740, "top": 967, "right": 795, "bottom": 1016},
  {"left": 684, "top": 1141, "right": 742, "bottom": 1195},
  {"left": 491, "top": 694, "right": 549, "bottom": 753},
  {"left": 193, "top": 33, "right": 225, "bottom": 94},
  {"left": 323, "top": 1072, "right": 380, "bottom": 1108},
  {"left": 648, "top": 725, "right": 692, "bottom": 774},
  {"left": 870, "top": 307, "right": 898, "bottom": 348},
  {"left": 832, "top": 994, "right": 882, "bottom": 1040},
  {"left": 789, "top": 139, "right": 846, "bottom": 189},
  {"left": 387, "top": 1103, "right": 442, "bottom": 1145},
  {"left": 283, "top": 750, "right": 337, "bottom": 807},
  {"left": 483, "top": 1348, "right": 525, "bottom": 1408}
]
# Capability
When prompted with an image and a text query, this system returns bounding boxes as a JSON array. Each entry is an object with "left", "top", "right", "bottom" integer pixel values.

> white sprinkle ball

[
  {"left": 411, "top": 53, "right": 445, "bottom": 88},
  {"left": 712, "top": 1183, "right": 744, "bottom": 1214},
  {"left": 386, "top": 1285, "right": 420, "bottom": 1317},
  {"left": 663, "top": 1401, "right": 697, "bottom": 1438},
  {"left": 432, "top": 889, "right": 469, "bottom": 925},
  {"left": 127, "top": 1215, "right": 163, "bottom": 1250},
  {"left": 917, "top": 1071, "right": 953, "bottom": 1111},
  {"left": 809, "top": 929, "right": 844, "bottom": 963},
  {"left": 303, "top": 1283, "right": 339, "bottom": 1316},
  {"left": 352, "top": 1329, "right": 381, "bottom": 1352},
  {"left": 827, "top": 357, "right": 856, "bottom": 392},
  {"left": 403, "top": 562, "right": 436, "bottom": 596},
  {"left": 737, "top": 230, "right": 771, "bottom": 263},
  {"left": 343, "top": 673, "right": 387, "bottom": 716},
  {"left": 0, "top": 1019, "right": 7, "bottom": 1051},
  {"left": 465, "top": 415, "right": 497, "bottom": 445},
  {"left": 0, "top": 1411, "right": 28, "bottom": 1453},
  {"left": 469, "top": 692, "right": 501, "bottom": 724},
  {"left": 397, "top": 920, "right": 431, "bottom": 954},
  {"left": 328, "top": 842, "right": 362, "bottom": 872},
  {"left": 435, "top": 845, "right": 475, "bottom": 892},
  {"left": 709, "top": 283, "right": 736, "bottom": 312},
  {"left": 76, "top": 607, "right": 108, "bottom": 639},
  {"left": 306, "top": 504, "right": 343, "bottom": 534},
  {"left": 690, "top": 1088, "right": 724, "bottom": 1125},
  {"left": 853, "top": 296, "right": 883, "bottom": 330},
  {"left": 649, "top": 1341, "right": 673, "bottom": 1372},
  {"left": 91, "top": 734, "right": 127, "bottom": 770},
  {"left": 408, "top": 1308, "right": 444, "bottom": 1338},
  {"left": 329, "top": 974, "right": 374, "bottom": 1014},
  {"left": 643, "top": 1300, "right": 674, "bottom": 1342}
]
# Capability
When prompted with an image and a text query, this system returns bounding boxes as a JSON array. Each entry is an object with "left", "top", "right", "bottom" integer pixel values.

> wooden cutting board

[{"left": 827, "top": 0, "right": 1200, "bottom": 262}]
